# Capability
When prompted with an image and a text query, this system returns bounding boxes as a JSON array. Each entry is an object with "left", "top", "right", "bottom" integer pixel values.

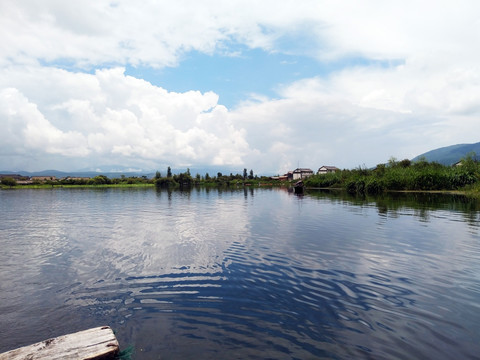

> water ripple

[{"left": 1, "top": 189, "right": 480, "bottom": 359}]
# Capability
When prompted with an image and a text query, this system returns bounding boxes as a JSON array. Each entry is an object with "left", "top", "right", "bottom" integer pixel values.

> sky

[{"left": 1, "top": 0, "right": 480, "bottom": 174}]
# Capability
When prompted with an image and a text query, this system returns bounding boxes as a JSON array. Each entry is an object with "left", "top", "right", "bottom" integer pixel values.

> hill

[{"left": 412, "top": 142, "right": 480, "bottom": 165}]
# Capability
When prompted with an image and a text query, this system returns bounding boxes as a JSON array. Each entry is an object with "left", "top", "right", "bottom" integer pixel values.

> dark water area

[{"left": 1, "top": 187, "right": 479, "bottom": 359}]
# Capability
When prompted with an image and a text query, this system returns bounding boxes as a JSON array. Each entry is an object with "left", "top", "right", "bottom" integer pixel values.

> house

[
  {"left": 31, "top": 176, "right": 56, "bottom": 182},
  {"left": 317, "top": 166, "right": 340, "bottom": 175},
  {"left": 63, "top": 177, "right": 91, "bottom": 181},
  {"left": 292, "top": 168, "right": 314, "bottom": 180}
]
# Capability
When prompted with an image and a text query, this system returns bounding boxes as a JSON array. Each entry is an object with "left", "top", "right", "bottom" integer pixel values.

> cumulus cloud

[
  {"left": 0, "top": 88, "right": 88, "bottom": 156},
  {"left": 233, "top": 68, "right": 480, "bottom": 171},
  {"left": 1, "top": 1, "right": 480, "bottom": 172},
  {"left": 0, "top": 0, "right": 311, "bottom": 68},
  {"left": 0, "top": 67, "right": 251, "bottom": 170}
]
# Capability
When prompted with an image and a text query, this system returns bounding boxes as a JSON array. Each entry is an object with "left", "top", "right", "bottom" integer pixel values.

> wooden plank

[{"left": 0, "top": 326, "right": 119, "bottom": 360}]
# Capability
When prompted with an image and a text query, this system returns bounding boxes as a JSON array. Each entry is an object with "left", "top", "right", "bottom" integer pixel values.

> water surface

[{"left": 0, "top": 188, "right": 479, "bottom": 359}]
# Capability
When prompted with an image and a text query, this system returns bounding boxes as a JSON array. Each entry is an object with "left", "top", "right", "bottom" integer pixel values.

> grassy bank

[{"left": 304, "top": 157, "right": 480, "bottom": 197}]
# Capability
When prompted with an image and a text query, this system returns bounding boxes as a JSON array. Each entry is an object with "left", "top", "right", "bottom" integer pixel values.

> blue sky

[
  {"left": 126, "top": 49, "right": 403, "bottom": 109},
  {"left": 1, "top": 1, "right": 479, "bottom": 173},
  {"left": 125, "top": 49, "right": 319, "bottom": 109}
]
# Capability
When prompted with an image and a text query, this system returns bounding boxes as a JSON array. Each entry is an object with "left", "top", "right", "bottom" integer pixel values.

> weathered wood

[{"left": 0, "top": 326, "right": 119, "bottom": 360}]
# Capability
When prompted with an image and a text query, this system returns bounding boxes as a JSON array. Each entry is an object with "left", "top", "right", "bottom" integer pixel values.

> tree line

[
  {"left": 3, "top": 157, "right": 480, "bottom": 197},
  {"left": 154, "top": 167, "right": 260, "bottom": 188},
  {"left": 0, "top": 167, "right": 261, "bottom": 188}
]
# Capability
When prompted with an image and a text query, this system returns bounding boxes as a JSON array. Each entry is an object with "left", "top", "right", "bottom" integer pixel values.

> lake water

[{"left": 1, "top": 187, "right": 479, "bottom": 359}]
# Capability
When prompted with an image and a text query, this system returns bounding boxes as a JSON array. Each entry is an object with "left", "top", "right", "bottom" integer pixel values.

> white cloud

[
  {"left": 1, "top": 1, "right": 480, "bottom": 172},
  {"left": 233, "top": 71, "right": 480, "bottom": 170},
  {"left": 0, "top": 67, "right": 251, "bottom": 170},
  {"left": 3, "top": 1, "right": 480, "bottom": 70},
  {"left": 0, "top": 88, "right": 88, "bottom": 157}
]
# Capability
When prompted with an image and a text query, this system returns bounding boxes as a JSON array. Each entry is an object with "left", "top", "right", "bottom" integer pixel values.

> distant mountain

[
  {"left": 412, "top": 142, "right": 480, "bottom": 166},
  {"left": 0, "top": 169, "right": 150, "bottom": 179}
]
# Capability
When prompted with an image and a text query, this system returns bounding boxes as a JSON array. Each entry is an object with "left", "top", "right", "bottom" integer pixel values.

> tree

[
  {"left": 155, "top": 177, "right": 176, "bottom": 188},
  {"left": 167, "top": 166, "right": 172, "bottom": 178},
  {"left": 92, "top": 175, "right": 111, "bottom": 185},
  {"left": 249, "top": 169, "right": 254, "bottom": 180},
  {"left": 1, "top": 177, "right": 16, "bottom": 187},
  {"left": 243, "top": 168, "right": 248, "bottom": 180},
  {"left": 388, "top": 156, "right": 398, "bottom": 167},
  {"left": 399, "top": 159, "right": 411, "bottom": 168},
  {"left": 176, "top": 171, "right": 193, "bottom": 188},
  {"left": 155, "top": 171, "right": 161, "bottom": 179}
]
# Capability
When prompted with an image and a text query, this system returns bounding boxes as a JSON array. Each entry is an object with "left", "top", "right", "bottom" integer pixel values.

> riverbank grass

[{"left": 304, "top": 156, "right": 480, "bottom": 196}]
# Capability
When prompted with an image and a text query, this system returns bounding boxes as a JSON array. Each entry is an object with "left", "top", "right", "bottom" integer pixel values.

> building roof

[
  {"left": 293, "top": 168, "right": 313, "bottom": 173},
  {"left": 318, "top": 166, "right": 339, "bottom": 171}
]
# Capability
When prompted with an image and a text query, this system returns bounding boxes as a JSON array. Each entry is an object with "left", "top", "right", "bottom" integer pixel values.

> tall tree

[{"left": 167, "top": 166, "right": 172, "bottom": 178}]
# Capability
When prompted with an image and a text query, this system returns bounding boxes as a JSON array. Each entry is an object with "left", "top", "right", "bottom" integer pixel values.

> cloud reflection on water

[{"left": 1, "top": 188, "right": 480, "bottom": 359}]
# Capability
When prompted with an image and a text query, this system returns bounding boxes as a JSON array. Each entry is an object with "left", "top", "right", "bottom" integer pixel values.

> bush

[
  {"left": 92, "top": 175, "right": 111, "bottom": 185},
  {"left": 1, "top": 177, "right": 17, "bottom": 187},
  {"left": 383, "top": 170, "right": 407, "bottom": 190},
  {"left": 345, "top": 180, "right": 357, "bottom": 194},
  {"left": 155, "top": 177, "right": 178, "bottom": 188},
  {"left": 304, "top": 173, "right": 341, "bottom": 188},
  {"left": 305, "top": 158, "right": 479, "bottom": 194},
  {"left": 366, "top": 178, "right": 384, "bottom": 194},
  {"left": 356, "top": 179, "right": 366, "bottom": 194}
]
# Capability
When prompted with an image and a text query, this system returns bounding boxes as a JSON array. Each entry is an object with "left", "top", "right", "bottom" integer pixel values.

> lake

[{"left": 0, "top": 187, "right": 479, "bottom": 359}]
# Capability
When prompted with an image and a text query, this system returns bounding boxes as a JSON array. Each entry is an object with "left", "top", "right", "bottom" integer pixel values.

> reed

[{"left": 304, "top": 156, "right": 480, "bottom": 195}]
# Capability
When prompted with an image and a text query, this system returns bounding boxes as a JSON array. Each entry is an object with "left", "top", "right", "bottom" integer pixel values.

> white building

[
  {"left": 292, "top": 168, "right": 314, "bottom": 180},
  {"left": 317, "top": 166, "right": 339, "bottom": 175}
]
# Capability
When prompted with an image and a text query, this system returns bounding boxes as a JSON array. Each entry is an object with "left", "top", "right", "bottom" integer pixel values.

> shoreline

[
  {"left": 2, "top": 183, "right": 479, "bottom": 199},
  {"left": 306, "top": 187, "right": 480, "bottom": 198}
]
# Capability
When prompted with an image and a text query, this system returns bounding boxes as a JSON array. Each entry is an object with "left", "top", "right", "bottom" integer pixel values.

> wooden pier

[{"left": 0, "top": 326, "right": 119, "bottom": 360}]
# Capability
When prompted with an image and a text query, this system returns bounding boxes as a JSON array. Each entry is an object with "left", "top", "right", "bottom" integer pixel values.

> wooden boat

[{"left": 294, "top": 180, "right": 304, "bottom": 194}]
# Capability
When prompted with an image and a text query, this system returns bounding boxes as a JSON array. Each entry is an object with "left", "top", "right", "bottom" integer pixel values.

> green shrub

[
  {"left": 155, "top": 177, "right": 177, "bottom": 188},
  {"left": 1, "top": 177, "right": 17, "bottom": 187},
  {"left": 366, "top": 178, "right": 384, "bottom": 194}
]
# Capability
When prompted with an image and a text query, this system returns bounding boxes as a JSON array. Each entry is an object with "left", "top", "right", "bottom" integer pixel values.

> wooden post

[{"left": 0, "top": 326, "right": 119, "bottom": 360}]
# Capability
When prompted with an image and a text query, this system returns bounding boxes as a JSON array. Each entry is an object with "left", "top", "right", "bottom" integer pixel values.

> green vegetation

[
  {"left": 304, "top": 154, "right": 480, "bottom": 196},
  {"left": 1, "top": 174, "right": 155, "bottom": 189},
  {"left": 1, "top": 167, "right": 286, "bottom": 190},
  {"left": 3, "top": 156, "right": 480, "bottom": 198},
  {"left": 1, "top": 177, "right": 17, "bottom": 187},
  {"left": 154, "top": 168, "right": 281, "bottom": 188}
]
